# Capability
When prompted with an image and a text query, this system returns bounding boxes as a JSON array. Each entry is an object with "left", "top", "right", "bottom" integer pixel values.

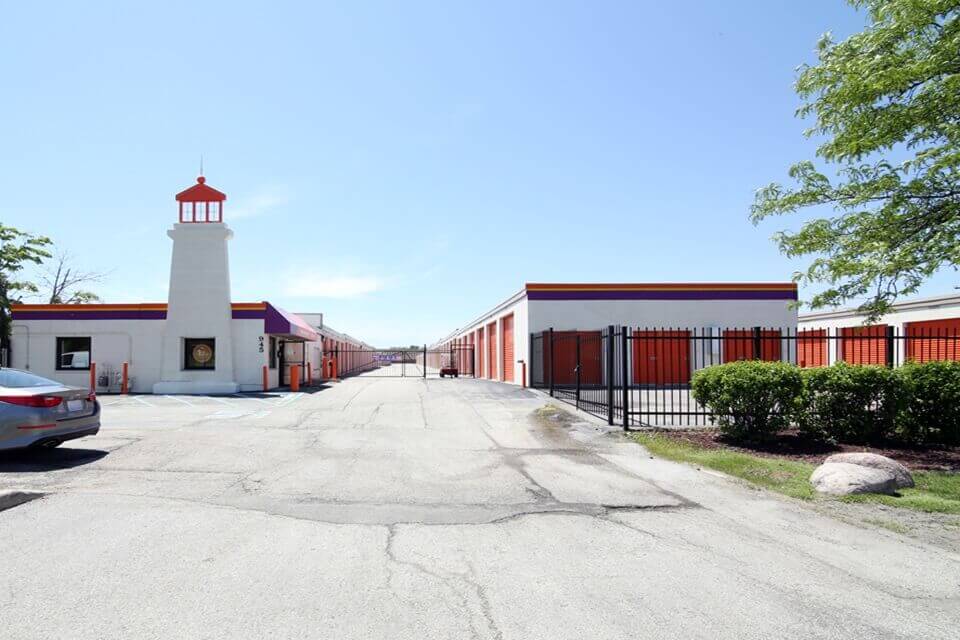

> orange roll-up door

[
  {"left": 798, "top": 329, "right": 828, "bottom": 367},
  {"left": 501, "top": 314, "right": 514, "bottom": 382},
  {"left": 906, "top": 318, "right": 960, "bottom": 362},
  {"left": 632, "top": 330, "right": 691, "bottom": 385},
  {"left": 722, "top": 330, "right": 782, "bottom": 362},
  {"left": 840, "top": 325, "right": 888, "bottom": 365},
  {"left": 487, "top": 321, "right": 497, "bottom": 379}
]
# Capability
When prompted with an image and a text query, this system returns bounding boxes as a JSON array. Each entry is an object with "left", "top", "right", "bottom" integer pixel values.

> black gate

[{"left": 333, "top": 345, "right": 476, "bottom": 378}]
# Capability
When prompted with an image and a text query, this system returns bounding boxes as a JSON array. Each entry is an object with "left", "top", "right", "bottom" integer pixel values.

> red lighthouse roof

[{"left": 175, "top": 176, "right": 226, "bottom": 203}]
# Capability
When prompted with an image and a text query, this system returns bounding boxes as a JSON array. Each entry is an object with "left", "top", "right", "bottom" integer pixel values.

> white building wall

[
  {"left": 528, "top": 299, "right": 796, "bottom": 334},
  {"left": 231, "top": 318, "right": 272, "bottom": 392},
  {"left": 10, "top": 317, "right": 295, "bottom": 393},
  {"left": 11, "top": 320, "right": 164, "bottom": 393}
]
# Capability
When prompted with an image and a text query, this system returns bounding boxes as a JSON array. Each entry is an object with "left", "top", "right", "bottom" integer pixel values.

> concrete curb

[{"left": 0, "top": 491, "right": 45, "bottom": 513}]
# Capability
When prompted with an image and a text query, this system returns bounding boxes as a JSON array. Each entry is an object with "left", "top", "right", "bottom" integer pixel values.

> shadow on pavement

[{"left": 0, "top": 447, "right": 108, "bottom": 473}]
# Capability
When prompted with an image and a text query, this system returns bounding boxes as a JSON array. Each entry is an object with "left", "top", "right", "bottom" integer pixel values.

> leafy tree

[
  {"left": 752, "top": 0, "right": 960, "bottom": 319},
  {"left": 0, "top": 224, "right": 51, "bottom": 351}
]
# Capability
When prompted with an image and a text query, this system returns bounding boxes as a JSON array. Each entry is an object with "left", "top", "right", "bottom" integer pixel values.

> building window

[
  {"left": 56, "top": 337, "right": 91, "bottom": 370},
  {"left": 269, "top": 336, "right": 278, "bottom": 369},
  {"left": 184, "top": 338, "right": 216, "bottom": 370}
]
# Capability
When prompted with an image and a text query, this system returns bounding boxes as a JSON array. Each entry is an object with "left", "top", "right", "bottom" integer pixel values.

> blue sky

[{"left": 1, "top": 2, "right": 955, "bottom": 346}]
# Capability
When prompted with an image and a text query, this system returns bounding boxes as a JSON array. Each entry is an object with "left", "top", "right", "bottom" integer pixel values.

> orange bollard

[
  {"left": 262, "top": 365, "right": 269, "bottom": 391},
  {"left": 290, "top": 364, "right": 300, "bottom": 392},
  {"left": 121, "top": 362, "right": 129, "bottom": 394},
  {"left": 306, "top": 364, "right": 313, "bottom": 385},
  {"left": 333, "top": 357, "right": 339, "bottom": 380},
  {"left": 89, "top": 362, "right": 97, "bottom": 395}
]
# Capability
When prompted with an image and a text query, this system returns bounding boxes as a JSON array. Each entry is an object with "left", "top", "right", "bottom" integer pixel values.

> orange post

[
  {"left": 262, "top": 365, "right": 269, "bottom": 391},
  {"left": 121, "top": 362, "right": 129, "bottom": 394},
  {"left": 306, "top": 364, "right": 313, "bottom": 385},
  {"left": 332, "top": 357, "right": 339, "bottom": 380},
  {"left": 290, "top": 364, "right": 300, "bottom": 392},
  {"left": 89, "top": 362, "right": 97, "bottom": 395}
]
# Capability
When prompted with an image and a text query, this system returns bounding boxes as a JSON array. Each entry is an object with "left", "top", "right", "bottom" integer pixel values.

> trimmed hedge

[
  {"left": 799, "top": 363, "right": 901, "bottom": 444},
  {"left": 691, "top": 359, "right": 960, "bottom": 446},
  {"left": 691, "top": 361, "right": 803, "bottom": 442},
  {"left": 899, "top": 360, "right": 960, "bottom": 446}
]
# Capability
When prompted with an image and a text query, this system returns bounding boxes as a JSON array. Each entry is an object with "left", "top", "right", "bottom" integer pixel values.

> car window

[{"left": 0, "top": 369, "right": 58, "bottom": 388}]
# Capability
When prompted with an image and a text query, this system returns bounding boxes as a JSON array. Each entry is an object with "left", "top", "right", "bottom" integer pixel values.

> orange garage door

[
  {"left": 906, "top": 318, "right": 960, "bottom": 362},
  {"left": 547, "top": 331, "right": 602, "bottom": 385},
  {"left": 840, "top": 325, "right": 888, "bottom": 365},
  {"left": 487, "top": 321, "right": 497, "bottom": 379},
  {"left": 501, "top": 314, "right": 514, "bottom": 382},
  {"left": 798, "top": 329, "right": 828, "bottom": 367},
  {"left": 477, "top": 328, "right": 484, "bottom": 379},
  {"left": 632, "top": 330, "right": 690, "bottom": 385},
  {"left": 722, "top": 330, "right": 782, "bottom": 362}
]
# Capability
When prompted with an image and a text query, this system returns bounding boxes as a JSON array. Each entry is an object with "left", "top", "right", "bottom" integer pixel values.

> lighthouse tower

[{"left": 152, "top": 176, "right": 240, "bottom": 394}]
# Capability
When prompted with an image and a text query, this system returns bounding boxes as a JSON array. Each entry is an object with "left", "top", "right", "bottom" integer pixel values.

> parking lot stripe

[
  {"left": 132, "top": 396, "right": 156, "bottom": 408},
  {"left": 208, "top": 396, "right": 236, "bottom": 407},
  {"left": 163, "top": 395, "right": 195, "bottom": 406}
]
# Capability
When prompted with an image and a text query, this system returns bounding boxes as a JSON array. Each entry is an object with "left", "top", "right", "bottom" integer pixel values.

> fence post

[
  {"left": 423, "top": 345, "right": 427, "bottom": 379},
  {"left": 548, "top": 328, "right": 555, "bottom": 397},
  {"left": 621, "top": 327, "right": 629, "bottom": 430},
  {"left": 575, "top": 334, "right": 581, "bottom": 410},
  {"left": 752, "top": 326, "right": 763, "bottom": 360},
  {"left": 885, "top": 325, "right": 896, "bottom": 367},
  {"left": 606, "top": 325, "right": 615, "bottom": 425}
]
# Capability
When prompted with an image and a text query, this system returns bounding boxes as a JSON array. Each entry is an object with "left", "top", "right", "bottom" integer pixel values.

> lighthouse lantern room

[{"left": 176, "top": 176, "right": 226, "bottom": 223}]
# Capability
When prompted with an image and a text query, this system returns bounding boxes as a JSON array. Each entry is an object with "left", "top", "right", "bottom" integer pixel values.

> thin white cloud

[
  {"left": 230, "top": 187, "right": 291, "bottom": 220},
  {"left": 283, "top": 275, "right": 384, "bottom": 298}
]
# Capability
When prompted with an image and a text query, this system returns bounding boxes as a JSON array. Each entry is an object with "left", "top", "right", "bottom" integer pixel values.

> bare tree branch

[{"left": 38, "top": 250, "right": 107, "bottom": 304}]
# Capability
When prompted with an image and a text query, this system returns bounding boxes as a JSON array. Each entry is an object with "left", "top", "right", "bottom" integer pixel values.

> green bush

[
  {"left": 799, "top": 363, "right": 901, "bottom": 444},
  {"left": 691, "top": 361, "right": 803, "bottom": 442},
  {"left": 898, "top": 360, "right": 960, "bottom": 446}
]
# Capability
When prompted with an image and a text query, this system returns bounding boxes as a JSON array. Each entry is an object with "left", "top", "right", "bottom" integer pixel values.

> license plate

[{"left": 67, "top": 399, "right": 85, "bottom": 412}]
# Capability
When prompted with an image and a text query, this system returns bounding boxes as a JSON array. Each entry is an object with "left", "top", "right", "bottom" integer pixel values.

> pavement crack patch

[{"left": 386, "top": 525, "right": 503, "bottom": 640}]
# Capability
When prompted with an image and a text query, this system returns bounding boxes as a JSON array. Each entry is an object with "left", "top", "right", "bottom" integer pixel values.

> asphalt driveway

[{"left": 0, "top": 375, "right": 957, "bottom": 639}]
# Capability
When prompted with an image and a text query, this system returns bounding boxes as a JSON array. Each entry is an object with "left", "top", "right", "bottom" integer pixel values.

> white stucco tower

[{"left": 152, "top": 176, "right": 240, "bottom": 394}]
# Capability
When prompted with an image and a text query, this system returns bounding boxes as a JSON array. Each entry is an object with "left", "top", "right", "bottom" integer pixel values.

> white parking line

[
  {"left": 276, "top": 393, "right": 303, "bottom": 406},
  {"left": 207, "top": 396, "right": 236, "bottom": 407},
  {"left": 164, "top": 395, "right": 195, "bottom": 406},
  {"left": 132, "top": 396, "right": 156, "bottom": 408}
]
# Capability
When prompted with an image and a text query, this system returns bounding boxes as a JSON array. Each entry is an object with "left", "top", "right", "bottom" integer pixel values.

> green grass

[
  {"left": 634, "top": 433, "right": 816, "bottom": 500},
  {"left": 839, "top": 471, "right": 960, "bottom": 514},
  {"left": 633, "top": 432, "right": 960, "bottom": 513}
]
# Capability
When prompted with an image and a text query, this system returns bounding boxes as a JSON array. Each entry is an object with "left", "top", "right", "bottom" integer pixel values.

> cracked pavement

[{"left": 0, "top": 375, "right": 957, "bottom": 639}]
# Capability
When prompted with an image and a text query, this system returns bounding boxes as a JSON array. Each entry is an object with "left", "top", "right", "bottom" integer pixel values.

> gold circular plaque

[{"left": 192, "top": 343, "right": 213, "bottom": 364}]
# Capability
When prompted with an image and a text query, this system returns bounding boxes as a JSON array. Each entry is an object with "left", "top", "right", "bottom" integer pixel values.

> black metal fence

[
  {"left": 335, "top": 345, "right": 476, "bottom": 378},
  {"left": 530, "top": 325, "right": 960, "bottom": 429}
]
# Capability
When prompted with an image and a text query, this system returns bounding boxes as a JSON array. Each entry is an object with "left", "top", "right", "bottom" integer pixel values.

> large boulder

[
  {"left": 810, "top": 462, "right": 898, "bottom": 496},
  {"left": 824, "top": 452, "right": 914, "bottom": 489}
]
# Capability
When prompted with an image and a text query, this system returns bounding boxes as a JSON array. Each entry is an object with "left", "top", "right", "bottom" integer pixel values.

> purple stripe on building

[
  {"left": 12, "top": 310, "right": 168, "bottom": 320},
  {"left": 526, "top": 289, "right": 798, "bottom": 301},
  {"left": 231, "top": 309, "right": 266, "bottom": 319}
]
